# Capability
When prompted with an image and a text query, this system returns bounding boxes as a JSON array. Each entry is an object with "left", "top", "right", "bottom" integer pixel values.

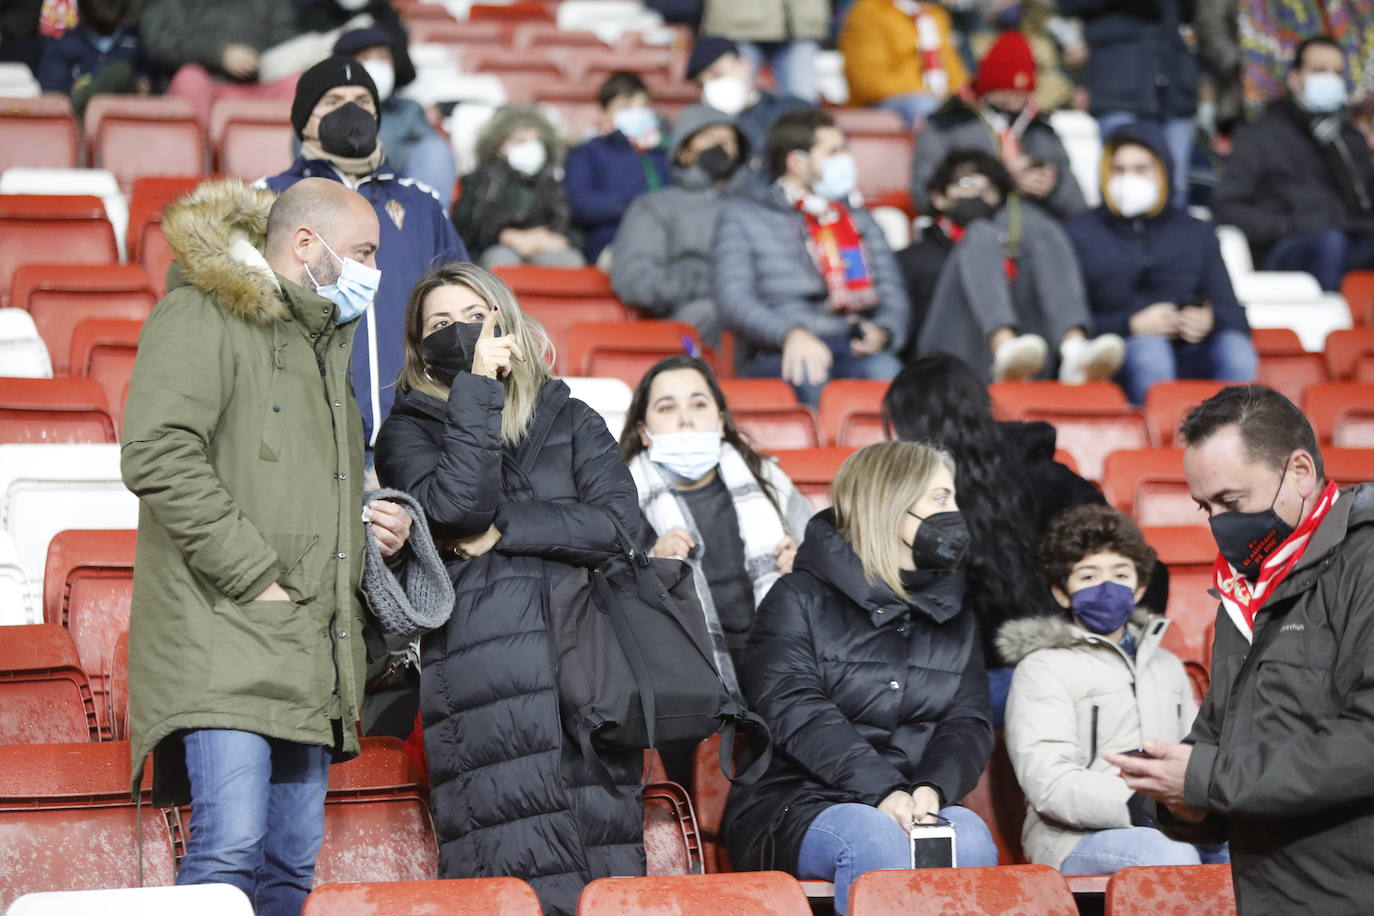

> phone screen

[{"left": 909, "top": 819, "right": 957, "bottom": 869}]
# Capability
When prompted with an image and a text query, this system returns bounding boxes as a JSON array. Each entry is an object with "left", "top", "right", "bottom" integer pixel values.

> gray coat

[
  {"left": 712, "top": 185, "right": 910, "bottom": 356},
  {"left": 140, "top": 0, "right": 298, "bottom": 74}
]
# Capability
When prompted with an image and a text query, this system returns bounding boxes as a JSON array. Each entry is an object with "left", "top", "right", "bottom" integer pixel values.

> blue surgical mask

[
  {"left": 303, "top": 232, "right": 380, "bottom": 324},
  {"left": 813, "top": 152, "right": 857, "bottom": 201},
  {"left": 612, "top": 106, "right": 658, "bottom": 143},
  {"left": 1070, "top": 581, "right": 1137, "bottom": 635},
  {"left": 647, "top": 429, "right": 722, "bottom": 482},
  {"left": 1300, "top": 71, "right": 1347, "bottom": 113}
]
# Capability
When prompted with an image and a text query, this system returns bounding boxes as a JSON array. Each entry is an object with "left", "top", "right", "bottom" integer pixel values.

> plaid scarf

[{"left": 795, "top": 198, "right": 879, "bottom": 315}]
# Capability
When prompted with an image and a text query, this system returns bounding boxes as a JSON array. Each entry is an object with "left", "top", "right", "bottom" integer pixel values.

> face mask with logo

[
  {"left": 1209, "top": 462, "right": 1296, "bottom": 580},
  {"left": 647, "top": 429, "right": 722, "bottom": 482},
  {"left": 505, "top": 139, "right": 547, "bottom": 176},
  {"left": 696, "top": 145, "right": 737, "bottom": 182},
  {"left": 812, "top": 151, "right": 857, "bottom": 201},
  {"left": 361, "top": 59, "right": 395, "bottom": 101},
  {"left": 1070, "top": 580, "right": 1136, "bottom": 634},
  {"left": 303, "top": 232, "right": 380, "bottom": 324},
  {"left": 422, "top": 320, "right": 486, "bottom": 386},
  {"left": 1108, "top": 172, "right": 1161, "bottom": 218},
  {"left": 612, "top": 106, "right": 658, "bottom": 143},
  {"left": 702, "top": 76, "right": 750, "bottom": 116},
  {"left": 946, "top": 196, "right": 996, "bottom": 227},
  {"left": 319, "top": 101, "right": 379, "bottom": 158},
  {"left": 904, "top": 511, "right": 970, "bottom": 571},
  {"left": 1300, "top": 71, "right": 1348, "bottom": 113}
]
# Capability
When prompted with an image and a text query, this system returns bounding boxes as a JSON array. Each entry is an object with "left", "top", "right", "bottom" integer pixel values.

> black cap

[
  {"left": 291, "top": 55, "right": 382, "bottom": 137},
  {"left": 686, "top": 36, "right": 738, "bottom": 82},
  {"left": 332, "top": 26, "right": 417, "bottom": 90}
]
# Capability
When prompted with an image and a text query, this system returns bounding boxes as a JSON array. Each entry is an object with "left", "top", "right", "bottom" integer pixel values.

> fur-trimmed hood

[
  {"left": 996, "top": 606, "right": 1157, "bottom": 665},
  {"left": 161, "top": 178, "right": 285, "bottom": 325}
]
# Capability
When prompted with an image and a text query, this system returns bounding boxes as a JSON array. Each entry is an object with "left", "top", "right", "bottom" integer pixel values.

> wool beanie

[
  {"left": 291, "top": 55, "right": 382, "bottom": 137},
  {"left": 973, "top": 31, "right": 1037, "bottom": 96},
  {"left": 686, "top": 35, "right": 739, "bottom": 81}
]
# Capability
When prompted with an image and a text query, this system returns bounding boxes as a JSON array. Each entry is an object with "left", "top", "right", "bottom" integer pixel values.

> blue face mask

[
  {"left": 612, "top": 106, "right": 658, "bottom": 143},
  {"left": 813, "top": 152, "right": 858, "bottom": 201},
  {"left": 303, "top": 232, "right": 380, "bottom": 324},
  {"left": 1300, "top": 71, "right": 1347, "bottom": 113},
  {"left": 1070, "top": 580, "right": 1136, "bottom": 635}
]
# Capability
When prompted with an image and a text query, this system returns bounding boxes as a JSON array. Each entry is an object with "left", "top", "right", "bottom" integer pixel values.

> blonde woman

[
  {"left": 722, "top": 441, "right": 998, "bottom": 913},
  {"left": 373, "top": 263, "right": 643, "bottom": 916}
]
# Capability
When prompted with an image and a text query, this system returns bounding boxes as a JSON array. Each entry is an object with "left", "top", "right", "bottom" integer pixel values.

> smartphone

[
  {"left": 1179, "top": 297, "right": 1205, "bottom": 309},
  {"left": 909, "top": 817, "right": 958, "bottom": 869},
  {"left": 1121, "top": 748, "right": 1153, "bottom": 758}
]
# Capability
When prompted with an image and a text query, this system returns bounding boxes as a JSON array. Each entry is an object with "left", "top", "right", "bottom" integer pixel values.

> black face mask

[
  {"left": 319, "top": 102, "right": 379, "bottom": 158},
  {"left": 986, "top": 104, "right": 1023, "bottom": 121},
  {"left": 421, "top": 320, "right": 485, "bottom": 386},
  {"left": 945, "top": 196, "right": 997, "bottom": 227},
  {"left": 904, "top": 511, "right": 970, "bottom": 571},
  {"left": 696, "top": 145, "right": 737, "bottom": 182},
  {"left": 1209, "top": 463, "right": 1297, "bottom": 580}
]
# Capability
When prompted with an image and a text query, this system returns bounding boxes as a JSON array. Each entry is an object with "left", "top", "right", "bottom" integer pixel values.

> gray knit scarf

[{"left": 360, "top": 487, "right": 454, "bottom": 637}]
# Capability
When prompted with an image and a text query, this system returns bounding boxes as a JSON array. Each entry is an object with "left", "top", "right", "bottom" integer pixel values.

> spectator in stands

[
  {"left": 611, "top": 104, "right": 749, "bottom": 345},
  {"left": 698, "top": 0, "right": 827, "bottom": 103},
  {"left": 838, "top": 0, "right": 968, "bottom": 130},
  {"left": 140, "top": 0, "right": 304, "bottom": 126},
  {"left": 564, "top": 71, "right": 671, "bottom": 267},
  {"left": 908, "top": 149, "right": 1123, "bottom": 383},
  {"left": 37, "top": 0, "right": 151, "bottom": 116},
  {"left": 713, "top": 108, "right": 908, "bottom": 406},
  {"left": 1113, "top": 384, "right": 1374, "bottom": 914},
  {"left": 120, "top": 177, "right": 415, "bottom": 914},
  {"left": 1002, "top": 505, "right": 1229, "bottom": 875},
  {"left": 1058, "top": 0, "right": 1198, "bottom": 206},
  {"left": 1066, "top": 123, "right": 1256, "bottom": 405},
  {"left": 452, "top": 105, "right": 585, "bottom": 270},
  {"left": 686, "top": 35, "right": 811, "bottom": 173},
  {"left": 374, "top": 263, "right": 644, "bottom": 915},
  {"left": 724, "top": 441, "right": 999, "bottom": 912},
  {"left": 1211, "top": 36, "right": 1374, "bottom": 292},
  {"left": 257, "top": 57, "right": 468, "bottom": 453},
  {"left": 334, "top": 27, "right": 457, "bottom": 209},
  {"left": 910, "top": 30, "right": 1086, "bottom": 220},
  {"left": 0, "top": 0, "right": 44, "bottom": 75}
]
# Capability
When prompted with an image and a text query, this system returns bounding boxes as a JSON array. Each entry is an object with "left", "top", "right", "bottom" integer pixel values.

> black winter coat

[
  {"left": 374, "top": 375, "right": 644, "bottom": 916},
  {"left": 1058, "top": 0, "right": 1198, "bottom": 120},
  {"left": 723, "top": 512, "right": 994, "bottom": 873}
]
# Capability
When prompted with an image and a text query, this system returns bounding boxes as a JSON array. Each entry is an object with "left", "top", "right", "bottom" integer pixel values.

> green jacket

[{"left": 121, "top": 179, "right": 366, "bottom": 804}]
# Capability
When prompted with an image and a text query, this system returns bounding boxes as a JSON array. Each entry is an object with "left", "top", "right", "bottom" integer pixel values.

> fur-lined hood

[
  {"left": 996, "top": 607, "right": 1158, "bottom": 665},
  {"left": 161, "top": 178, "right": 285, "bottom": 325}
]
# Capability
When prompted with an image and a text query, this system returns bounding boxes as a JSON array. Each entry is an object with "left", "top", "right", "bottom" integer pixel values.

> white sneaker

[
  {"left": 991, "top": 334, "right": 1048, "bottom": 382},
  {"left": 1059, "top": 333, "right": 1125, "bottom": 384}
]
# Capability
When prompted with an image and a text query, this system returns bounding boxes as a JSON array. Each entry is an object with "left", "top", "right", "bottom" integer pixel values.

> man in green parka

[{"left": 121, "top": 176, "right": 411, "bottom": 916}]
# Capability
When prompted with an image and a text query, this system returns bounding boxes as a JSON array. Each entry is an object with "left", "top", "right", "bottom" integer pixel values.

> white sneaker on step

[
  {"left": 1059, "top": 334, "right": 1125, "bottom": 384},
  {"left": 991, "top": 334, "right": 1048, "bottom": 382}
]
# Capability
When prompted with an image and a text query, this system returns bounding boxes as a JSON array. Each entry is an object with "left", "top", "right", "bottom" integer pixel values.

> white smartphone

[{"left": 909, "top": 816, "right": 958, "bottom": 869}]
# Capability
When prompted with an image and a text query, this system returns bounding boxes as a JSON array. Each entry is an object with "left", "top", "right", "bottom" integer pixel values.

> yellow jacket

[{"left": 839, "top": 0, "right": 969, "bottom": 107}]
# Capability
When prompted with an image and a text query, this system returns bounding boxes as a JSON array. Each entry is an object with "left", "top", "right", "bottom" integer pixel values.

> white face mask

[
  {"left": 1300, "top": 71, "right": 1347, "bottom": 113},
  {"left": 361, "top": 59, "right": 394, "bottom": 101},
  {"left": 1107, "top": 172, "right": 1160, "bottom": 218},
  {"left": 702, "top": 76, "right": 750, "bottom": 117},
  {"left": 647, "top": 429, "right": 722, "bottom": 482},
  {"left": 336, "top": 0, "right": 369, "bottom": 9},
  {"left": 504, "top": 138, "right": 547, "bottom": 176}
]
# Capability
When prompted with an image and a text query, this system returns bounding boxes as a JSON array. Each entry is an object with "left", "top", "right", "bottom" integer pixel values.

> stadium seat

[
  {"left": 1325, "top": 448, "right": 1374, "bottom": 488},
  {"left": 0, "top": 741, "right": 175, "bottom": 909},
  {"left": 6, "top": 884, "right": 252, "bottom": 916},
  {"left": 1341, "top": 271, "right": 1374, "bottom": 326},
  {"left": 0, "top": 624, "right": 100, "bottom": 743},
  {"left": 0, "top": 194, "right": 118, "bottom": 307},
  {"left": 1358, "top": 355, "right": 1374, "bottom": 384},
  {"left": 1142, "top": 526, "right": 1219, "bottom": 670},
  {"left": 84, "top": 95, "right": 206, "bottom": 189},
  {"left": 1023, "top": 408, "right": 1151, "bottom": 483},
  {"left": 989, "top": 380, "right": 1128, "bottom": 419},
  {"left": 109, "top": 630, "right": 129, "bottom": 740},
  {"left": 564, "top": 376, "right": 634, "bottom": 438},
  {"left": 1303, "top": 383, "right": 1374, "bottom": 446},
  {"left": 644, "top": 781, "right": 704, "bottom": 876},
  {"left": 12, "top": 264, "right": 153, "bottom": 375},
  {"left": 470, "top": 2, "right": 556, "bottom": 22},
  {"left": 577, "top": 872, "right": 811, "bottom": 915},
  {"left": 1053, "top": 449, "right": 1080, "bottom": 475},
  {"left": 848, "top": 130, "right": 913, "bottom": 205},
  {"left": 691, "top": 734, "right": 731, "bottom": 873},
  {"left": 459, "top": 46, "right": 564, "bottom": 80},
  {"left": 0, "top": 94, "right": 78, "bottom": 172},
  {"left": 1101, "top": 449, "right": 1202, "bottom": 527},
  {"left": 0, "top": 308, "right": 53, "bottom": 378},
  {"left": 302, "top": 878, "right": 542, "bottom": 916},
  {"left": 0, "top": 166, "right": 129, "bottom": 260},
  {"left": 817, "top": 379, "right": 887, "bottom": 447},
  {"left": 1252, "top": 326, "right": 1327, "bottom": 404},
  {"left": 957, "top": 733, "right": 1027, "bottom": 866},
  {"left": 771, "top": 446, "right": 857, "bottom": 510},
  {"left": 491, "top": 265, "right": 629, "bottom": 368},
  {"left": 210, "top": 98, "right": 295, "bottom": 180},
  {"left": 1324, "top": 328, "right": 1374, "bottom": 381},
  {"left": 732, "top": 405, "right": 824, "bottom": 450},
  {"left": 1105, "top": 864, "right": 1236, "bottom": 916},
  {"left": 511, "top": 22, "right": 609, "bottom": 50},
  {"left": 0, "top": 531, "right": 31, "bottom": 625},
  {"left": 68, "top": 318, "right": 141, "bottom": 427},
  {"left": 1144, "top": 380, "right": 1230, "bottom": 446},
  {"left": 575, "top": 47, "right": 674, "bottom": 85},
  {"left": 128, "top": 177, "right": 200, "bottom": 298},
  {"left": 565, "top": 320, "right": 704, "bottom": 387},
  {"left": 848, "top": 865, "right": 1077, "bottom": 916},
  {"left": 0, "top": 377, "right": 116, "bottom": 444},
  {"left": 408, "top": 18, "right": 513, "bottom": 49},
  {"left": 719, "top": 378, "right": 798, "bottom": 409}
]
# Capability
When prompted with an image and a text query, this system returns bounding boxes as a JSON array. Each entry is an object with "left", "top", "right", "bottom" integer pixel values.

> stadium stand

[
  {"left": 577, "top": 871, "right": 812, "bottom": 915},
  {"left": 302, "top": 878, "right": 542, "bottom": 916},
  {"left": 1105, "top": 865, "right": 1237, "bottom": 916},
  {"left": 11, "top": 264, "right": 154, "bottom": 377},
  {"left": 0, "top": 624, "right": 100, "bottom": 744},
  {"left": 848, "top": 865, "right": 1078, "bottom": 915}
]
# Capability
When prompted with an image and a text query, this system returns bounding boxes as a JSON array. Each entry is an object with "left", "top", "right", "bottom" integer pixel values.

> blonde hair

[
  {"left": 832, "top": 441, "right": 956, "bottom": 598},
  {"left": 396, "top": 263, "right": 554, "bottom": 445}
]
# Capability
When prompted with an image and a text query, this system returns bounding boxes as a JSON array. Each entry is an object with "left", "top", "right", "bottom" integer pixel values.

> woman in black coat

[
  {"left": 374, "top": 263, "right": 643, "bottom": 915},
  {"left": 724, "top": 441, "right": 998, "bottom": 914}
]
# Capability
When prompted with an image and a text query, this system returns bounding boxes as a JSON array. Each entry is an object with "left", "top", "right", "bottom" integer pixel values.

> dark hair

[
  {"left": 597, "top": 71, "right": 650, "bottom": 110},
  {"left": 78, "top": 0, "right": 128, "bottom": 34},
  {"left": 620, "top": 355, "right": 784, "bottom": 513},
  {"left": 1293, "top": 35, "right": 1344, "bottom": 72},
  {"left": 1043, "top": 504, "right": 1156, "bottom": 594},
  {"left": 766, "top": 108, "right": 837, "bottom": 180},
  {"left": 926, "top": 148, "right": 1014, "bottom": 200},
  {"left": 1178, "top": 384, "right": 1325, "bottom": 480}
]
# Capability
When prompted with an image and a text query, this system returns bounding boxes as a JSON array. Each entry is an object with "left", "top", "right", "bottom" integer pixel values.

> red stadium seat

[
  {"left": 565, "top": 320, "right": 705, "bottom": 387},
  {"left": 84, "top": 95, "right": 206, "bottom": 189},
  {"left": 469, "top": 2, "right": 555, "bottom": 21},
  {"left": 109, "top": 629, "right": 129, "bottom": 740},
  {"left": 1341, "top": 271, "right": 1374, "bottom": 326},
  {"left": 831, "top": 108, "right": 908, "bottom": 136},
  {"left": 1252, "top": 327, "right": 1326, "bottom": 404},
  {"left": 11, "top": 264, "right": 154, "bottom": 375},
  {"left": 303, "top": 878, "right": 543, "bottom": 916},
  {"left": 1325, "top": 448, "right": 1374, "bottom": 487},
  {"left": 0, "top": 377, "right": 116, "bottom": 444},
  {"left": 692, "top": 735, "right": 731, "bottom": 873},
  {"left": 989, "top": 380, "right": 1129, "bottom": 420},
  {"left": 1357, "top": 355, "right": 1374, "bottom": 384},
  {"left": 0, "top": 94, "right": 78, "bottom": 172},
  {"left": 407, "top": 18, "right": 512, "bottom": 48},
  {"left": 733, "top": 406, "right": 823, "bottom": 450},
  {"left": 491, "top": 266, "right": 629, "bottom": 368},
  {"left": 1102, "top": 449, "right": 1203, "bottom": 527},
  {"left": 128, "top": 176, "right": 201, "bottom": 298},
  {"left": 1053, "top": 449, "right": 1080, "bottom": 475},
  {"left": 577, "top": 872, "right": 811, "bottom": 915},
  {"left": 68, "top": 318, "right": 141, "bottom": 427},
  {"left": 1143, "top": 380, "right": 1228, "bottom": 446},
  {"left": 1302, "top": 382, "right": 1374, "bottom": 445},
  {"left": 1142, "top": 526, "right": 1219, "bottom": 670},
  {"left": 771, "top": 447, "right": 857, "bottom": 510},
  {"left": 957, "top": 734, "right": 1027, "bottom": 866},
  {"left": 0, "top": 623, "right": 101, "bottom": 743},
  {"left": 719, "top": 378, "right": 798, "bottom": 409},
  {"left": 575, "top": 48, "right": 675, "bottom": 85},
  {"left": 837, "top": 413, "right": 887, "bottom": 447},
  {"left": 0, "top": 194, "right": 118, "bottom": 307},
  {"left": 848, "top": 865, "right": 1077, "bottom": 916},
  {"left": 1324, "top": 328, "right": 1374, "bottom": 381},
  {"left": 211, "top": 98, "right": 295, "bottom": 180},
  {"left": 512, "top": 23, "right": 610, "bottom": 50},
  {"left": 848, "top": 130, "right": 913, "bottom": 204},
  {"left": 460, "top": 47, "right": 564, "bottom": 79},
  {"left": 817, "top": 379, "right": 887, "bottom": 446},
  {"left": 1023, "top": 409, "right": 1151, "bottom": 483},
  {"left": 1105, "top": 864, "right": 1236, "bottom": 916},
  {"left": 644, "top": 782, "right": 704, "bottom": 876}
]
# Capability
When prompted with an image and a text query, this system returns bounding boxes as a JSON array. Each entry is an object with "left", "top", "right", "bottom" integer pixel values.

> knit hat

[
  {"left": 291, "top": 55, "right": 382, "bottom": 137},
  {"left": 333, "top": 26, "right": 417, "bottom": 89},
  {"left": 973, "top": 31, "right": 1037, "bottom": 96},
  {"left": 360, "top": 488, "right": 455, "bottom": 638},
  {"left": 686, "top": 35, "right": 739, "bottom": 82}
]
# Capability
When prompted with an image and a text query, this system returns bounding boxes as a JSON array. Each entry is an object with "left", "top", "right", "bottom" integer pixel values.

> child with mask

[{"left": 999, "top": 504, "right": 1229, "bottom": 876}]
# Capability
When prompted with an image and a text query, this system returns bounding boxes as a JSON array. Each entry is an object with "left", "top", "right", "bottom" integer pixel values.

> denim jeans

[
  {"left": 1096, "top": 112, "right": 1193, "bottom": 207},
  {"left": 737, "top": 40, "right": 820, "bottom": 103},
  {"left": 742, "top": 336, "right": 902, "bottom": 407},
  {"left": 876, "top": 92, "right": 943, "bottom": 131},
  {"left": 178, "top": 729, "right": 332, "bottom": 916},
  {"left": 1118, "top": 329, "right": 1258, "bottom": 405},
  {"left": 1263, "top": 228, "right": 1374, "bottom": 292},
  {"left": 798, "top": 803, "right": 1000, "bottom": 913},
  {"left": 1060, "top": 826, "right": 1230, "bottom": 876}
]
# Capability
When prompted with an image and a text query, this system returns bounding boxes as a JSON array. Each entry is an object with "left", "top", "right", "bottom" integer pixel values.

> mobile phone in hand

[
  {"left": 909, "top": 817, "right": 957, "bottom": 869},
  {"left": 1121, "top": 748, "right": 1153, "bottom": 758}
]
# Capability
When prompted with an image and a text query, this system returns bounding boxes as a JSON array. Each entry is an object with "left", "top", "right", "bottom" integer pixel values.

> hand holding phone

[{"left": 909, "top": 815, "right": 958, "bottom": 869}]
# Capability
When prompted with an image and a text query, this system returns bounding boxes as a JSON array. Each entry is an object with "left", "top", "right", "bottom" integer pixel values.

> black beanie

[
  {"left": 686, "top": 36, "right": 739, "bottom": 82},
  {"left": 291, "top": 55, "right": 382, "bottom": 137}
]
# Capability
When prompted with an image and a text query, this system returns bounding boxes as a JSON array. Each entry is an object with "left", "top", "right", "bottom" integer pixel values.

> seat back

[
  {"left": 11, "top": 264, "right": 154, "bottom": 376},
  {"left": 732, "top": 406, "right": 823, "bottom": 450},
  {"left": 769, "top": 447, "right": 857, "bottom": 511},
  {"left": 1302, "top": 382, "right": 1374, "bottom": 445},
  {"left": 565, "top": 320, "right": 702, "bottom": 385},
  {"left": 1341, "top": 270, "right": 1374, "bottom": 326},
  {"left": 209, "top": 98, "right": 294, "bottom": 179},
  {"left": 0, "top": 195, "right": 118, "bottom": 307},
  {"left": 1142, "top": 526, "right": 1220, "bottom": 669},
  {"left": 4, "top": 884, "right": 253, "bottom": 915},
  {"left": 0, "top": 623, "right": 100, "bottom": 743},
  {"left": 847, "top": 864, "right": 1077, "bottom": 916},
  {"left": 1105, "top": 864, "right": 1236, "bottom": 916},
  {"left": 1023, "top": 409, "right": 1151, "bottom": 483},
  {"left": 989, "top": 381, "right": 1128, "bottom": 420},
  {"left": 1325, "top": 327, "right": 1374, "bottom": 381},
  {"left": 68, "top": 318, "right": 141, "bottom": 427},
  {"left": 1326, "top": 448, "right": 1374, "bottom": 488},
  {"left": 718, "top": 378, "right": 798, "bottom": 410},
  {"left": 0, "top": 308, "right": 53, "bottom": 379},
  {"left": 0, "top": 530, "right": 32, "bottom": 625},
  {"left": 85, "top": 95, "right": 205, "bottom": 189},
  {"left": 1102, "top": 449, "right": 1201, "bottom": 527},
  {"left": 644, "top": 782, "right": 704, "bottom": 876},
  {"left": 848, "top": 130, "right": 913, "bottom": 202},
  {"left": 563, "top": 376, "right": 633, "bottom": 438},
  {"left": 691, "top": 735, "right": 731, "bottom": 873},
  {"left": 492, "top": 266, "right": 627, "bottom": 369},
  {"left": 1143, "top": 380, "right": 1229, "bottom": 446},
  {"left": 127, "top": 177, "right": 201, "bottom": 296},
  {"left": 817, "top": 379, "right": 887, "bottom": 447},
  {"left": 302, "top": 878, "right": 542, "bottom": 916},
  {"left": 576, "top": 872, "right": 811, "bottom": 915},
  {"left": 109, "top": 630, "right": 130, "bottom": 740},
  {"left": 0, "top": 377, "right": 116, "bottom": 444},
  {"left": 0, "top": 95, "right": 78, "bottom": 172}
]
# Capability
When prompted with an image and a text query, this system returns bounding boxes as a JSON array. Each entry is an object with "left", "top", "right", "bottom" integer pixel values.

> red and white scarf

[
  {"left": 1213, "top": 481, "right": 1340, "bottom": 642},
  {"left": 894, "top": 1, "right": 948, "bottom": 97},
  {"left": 795, "top": 198, "right": 879, "bottom": 315}
]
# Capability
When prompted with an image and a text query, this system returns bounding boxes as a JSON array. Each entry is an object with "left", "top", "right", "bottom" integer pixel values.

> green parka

[{"left": 120, "top": 179, "right": 367, "bottom": 804}]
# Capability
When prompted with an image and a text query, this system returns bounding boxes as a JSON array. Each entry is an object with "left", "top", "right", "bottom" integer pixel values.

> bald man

[{"left": 121, "top": 177, "right": 410, "bottom": 916}]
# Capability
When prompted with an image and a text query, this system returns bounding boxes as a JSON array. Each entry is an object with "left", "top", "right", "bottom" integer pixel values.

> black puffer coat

[
  {"left": 374, "top": 374, "right": 644, "bottom": 916},
  {"left": 723, "top": 512, "right": 994, "bottom": 874}
]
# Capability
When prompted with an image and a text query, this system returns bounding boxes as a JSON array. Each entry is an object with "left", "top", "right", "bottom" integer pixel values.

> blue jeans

[
  {"left": 876, "top": 93, "right": 942, "bottom": 131},
  {"left": 1097, "top": 112, "right": 1193, "bottom": 207},
  {"left": 1060, "top": 826, "right": 1230, "bottom": 876},
  {"left": 1118, "top": 329, "right": 1257, "bottom": 405},
  {"left": 1263, "top": 228, "right": 1374, "bottom": 292},
  {"left": 798, "top": 803, "right": 999, "bottom": 914},
  {"left": 178, "top": 729, "right": 332, "bottom": 916},
  {"left": 743, "top": 336, "right": 902, "bottom": 407},
  {"left": 737, "top": 40, "right": 819, "bottom": 103}
]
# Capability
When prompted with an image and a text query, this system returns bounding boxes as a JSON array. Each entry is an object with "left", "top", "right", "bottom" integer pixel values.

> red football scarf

[
  {"left": 796, "top": 199, "right": 879, "bottom": 314},
  {"left": 1213, "top": 480, "right": 1340, "bottom": 642},
  {"left": 939, "top": 217, "right": 1018, "bottom": 282}
]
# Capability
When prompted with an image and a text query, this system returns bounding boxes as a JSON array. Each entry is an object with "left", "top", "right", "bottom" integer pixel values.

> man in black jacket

[
  {"left": 1107, "top": 385, "right": 1374, "bottom": 914},
  {"left": 1212, "top": 36, "right": 1374, "bottom": 291}
]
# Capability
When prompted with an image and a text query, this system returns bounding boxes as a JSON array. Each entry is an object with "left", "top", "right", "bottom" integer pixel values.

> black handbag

[{"left": 550, "top": 517, "right": 771, "bottom": 795}]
